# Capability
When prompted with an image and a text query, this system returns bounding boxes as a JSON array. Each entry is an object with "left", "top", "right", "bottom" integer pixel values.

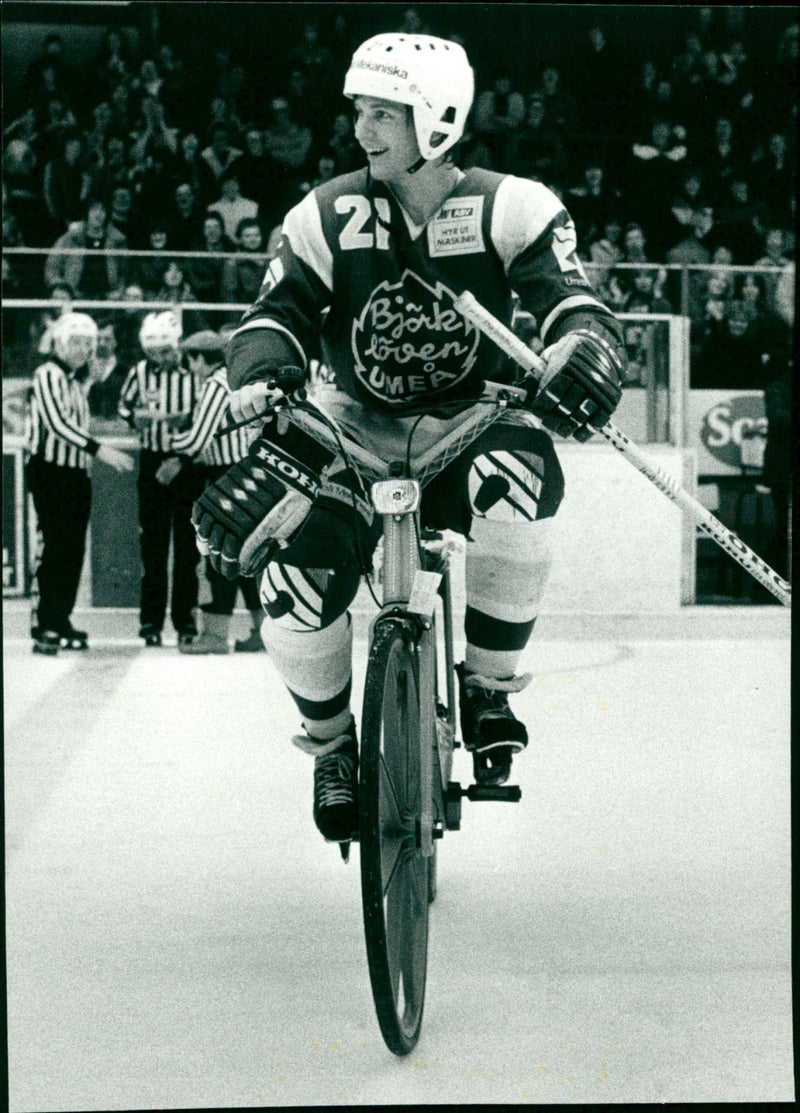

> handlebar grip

[
  {"left": 215, "top": 371, "right": 308, "bottom": 439},
  {"left": 270, "top": 365, "right": 306, "bottom": 393},
  {"left": 479, "top": 380, "right": 529, "bottom": 405}
]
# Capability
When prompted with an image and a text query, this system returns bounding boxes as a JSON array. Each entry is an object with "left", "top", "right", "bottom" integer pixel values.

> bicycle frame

[
  {"left": 277, "top": 381, "right": 527, "bottom": 851},
  {"left": 373, "top": 486, "right": 439, "bottom": 858},
  {"left": 266, "top": 382, "right": 529, "bottom": 1055}
]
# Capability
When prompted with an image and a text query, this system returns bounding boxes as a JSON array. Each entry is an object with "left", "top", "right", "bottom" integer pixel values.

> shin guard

[{"left": 260, "top": 612, "right": 354, "bottom": 740}]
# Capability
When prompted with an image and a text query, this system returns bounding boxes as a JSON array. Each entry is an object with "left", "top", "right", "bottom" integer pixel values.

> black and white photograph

[{"left": 2, "top": 2, "right": 794, "bottom": 1107}]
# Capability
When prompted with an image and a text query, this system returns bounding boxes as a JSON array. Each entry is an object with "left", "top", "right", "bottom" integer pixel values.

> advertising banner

[{"left": 688, "top": 391, "right": 766, "bottom": 476}]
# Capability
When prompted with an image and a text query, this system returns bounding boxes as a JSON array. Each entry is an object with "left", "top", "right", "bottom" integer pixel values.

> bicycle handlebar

[
  {"left": 216, "top": 378, "right": 529, "bottom": 488},
  {"left": 271, "top": 381, "right": 530, "bottom": 488}
]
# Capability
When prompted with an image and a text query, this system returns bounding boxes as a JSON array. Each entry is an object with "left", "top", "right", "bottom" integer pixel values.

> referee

[
  {"left": 27, "top": 312, "right": 134, "bottom": 654},
  {"left": 163, "top": 330, "right": 265, "bottom": 654},
  {"left": 117, "top": 311, "right": 205, "bottom": 647}
]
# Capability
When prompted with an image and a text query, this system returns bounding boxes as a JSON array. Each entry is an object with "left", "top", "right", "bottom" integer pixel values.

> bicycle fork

[
  {"left": 370, "top": 475, "right": 521, "bottom": 853},
  {"left": 371, "top": 481, "right": 440, "bottom": 859}
]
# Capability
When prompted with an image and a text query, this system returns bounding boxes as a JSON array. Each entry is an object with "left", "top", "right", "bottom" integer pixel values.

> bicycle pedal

[{"left": 465, "top": 783, "right": 522, "bottom": 803}]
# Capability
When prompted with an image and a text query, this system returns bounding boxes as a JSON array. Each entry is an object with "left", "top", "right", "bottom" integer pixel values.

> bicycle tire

[{"left": 360, "top": 619, "right": 430, "bottom": 1056}]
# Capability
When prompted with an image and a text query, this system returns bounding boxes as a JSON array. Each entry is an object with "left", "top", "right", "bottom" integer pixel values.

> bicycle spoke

[
  {"left": 380, "top": 837, "right": 403, "bottom": 897},
  {"left": 385, "top": 861, "right": 406, "bottom": 997},
  {"left": 398, "top": 671, "right": 420, "bottom": 814},
  {"left": 399, "top": 859, "right": 426, "bottom": 1018},
  {"left": 380, "top": 664, "right": 419, "bottom": 829},
  {"left": 381, "top": 668, "right": 405, "bottom": 791},
  {"left": 409, "top": 853, "right": 428, "bottom": 919},
  {"left": 379, "top": 749, "right": 403, "bottom": 830}
]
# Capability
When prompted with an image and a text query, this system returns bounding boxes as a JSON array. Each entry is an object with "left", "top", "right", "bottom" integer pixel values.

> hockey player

[
  {"left": 27, "top": 312, "right": 133, "bottom": 654},
  {"left": 193, "top": 34, "right": 626, "bottom": 844}
]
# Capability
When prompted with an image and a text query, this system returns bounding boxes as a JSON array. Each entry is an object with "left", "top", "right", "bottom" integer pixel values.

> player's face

[
  {"left": 148, "top": 344, "right": 179, "bottom": 367},
  {"left": 63, "top": 334, "right": 96, "bottom": 367},
  {"left": 96, "top": 326, "right": 116, "bottom": 358},
  {"left": 352, "top": 96, "right": 421, "bottom": 183},
  {"left": 240, "top": 226, "right": 262, "bottom": 251}
]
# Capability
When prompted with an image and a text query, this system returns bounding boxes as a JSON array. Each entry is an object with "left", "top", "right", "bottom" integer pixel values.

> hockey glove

[
  {"left": 192, "top": 423, "right": 336, "bottom": 579},
  {"left": 526, "top": 329, "right": 623, "bottom": 442}
]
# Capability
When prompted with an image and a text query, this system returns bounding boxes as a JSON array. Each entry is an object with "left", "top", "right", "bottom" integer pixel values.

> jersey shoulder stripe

[
  {"left": 490, "top": 175, "right": 566, "bottom": 271},
  {"left": 282, "top": 170, "right": 370, "bottom": 294},
  {"left": 282, "top": 191, "right": 335, "bottom": 293}
]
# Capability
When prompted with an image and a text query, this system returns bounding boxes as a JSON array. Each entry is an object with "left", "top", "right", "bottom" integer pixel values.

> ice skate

[
  {"left": 58, "top": 623, "right": 88, "bottom": 650},
  {"left": 139, "top": 624, "right": 163, "bottom": 647},
  {"left": 176, "top": 621, "right": 198, "bottom": 646},
  {"left": 293, "top": 719, "right": 359, "bottom": 843},
  {"left": 456, "top": 663, "right": 530, "bottom": 786},
  {"left": 32, "top": 628, "right": 61, "bottom": 656}
]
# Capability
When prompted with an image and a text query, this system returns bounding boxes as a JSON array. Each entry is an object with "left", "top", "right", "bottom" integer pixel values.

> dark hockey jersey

[{"left": 230, "top": 166, "right": 617, "bottom": 413}]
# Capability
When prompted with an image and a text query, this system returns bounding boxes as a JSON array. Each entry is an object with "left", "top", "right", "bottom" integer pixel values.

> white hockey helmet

[
  {"left": 52, "top": 312, "right": 98, "bottom": 362},
  {"left": 343, "top": 33, "right": 474, "bottom": 160},
  {"left": 139, "top": 310, "right": 182, "bottom": 357}
]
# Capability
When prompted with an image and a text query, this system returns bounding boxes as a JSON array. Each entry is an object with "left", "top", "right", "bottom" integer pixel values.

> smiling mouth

[{"left": 367, "top": 149, "right": 387, "bottom": 157}]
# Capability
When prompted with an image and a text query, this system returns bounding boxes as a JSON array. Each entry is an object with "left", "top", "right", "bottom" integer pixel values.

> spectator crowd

[{"left": 1, "top": 7, "right": 795, "bottom": 382}]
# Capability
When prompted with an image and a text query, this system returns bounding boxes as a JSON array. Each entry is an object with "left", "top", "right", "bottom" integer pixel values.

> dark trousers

[
  {"left": 203, "top": 560, "right": 262, "bottom": 615},
  {"left": 27, "top": 456, "right": 91, "bottom": 633},
  {"left": 137, "top": 451, "right": 205, "bottom": 632},
  {"left": 200, "top": 464, "right": 262, "bottom": 615}
]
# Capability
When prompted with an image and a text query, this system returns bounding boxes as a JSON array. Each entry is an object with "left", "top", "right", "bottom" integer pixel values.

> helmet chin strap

[{"left": 407, "top": 155, "right": 427, "bottom": 175}]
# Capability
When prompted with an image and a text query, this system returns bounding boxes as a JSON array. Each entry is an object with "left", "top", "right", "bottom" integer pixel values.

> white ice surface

[{"left": 4, "top": 615, "right": 793, "bottom": 1109}]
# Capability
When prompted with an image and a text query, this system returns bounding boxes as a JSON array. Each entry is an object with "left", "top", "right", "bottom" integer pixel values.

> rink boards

[{"left": 4, "top": 436, "right": 696, "bottom": 613}]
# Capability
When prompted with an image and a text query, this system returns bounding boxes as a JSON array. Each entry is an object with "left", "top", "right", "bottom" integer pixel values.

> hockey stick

[{"left": 454, "top": 291, "right": 791, "bottom": 607}]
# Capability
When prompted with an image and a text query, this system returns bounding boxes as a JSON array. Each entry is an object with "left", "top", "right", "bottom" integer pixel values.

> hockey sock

[
  {"left": 464, "top": 517, "right": 555, "bottom": 678},
  {"left": 260, "top": 611, "right": 353, "bottom": 740}
]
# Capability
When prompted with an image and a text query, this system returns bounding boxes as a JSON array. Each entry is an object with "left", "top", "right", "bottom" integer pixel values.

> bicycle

[{"left": 256, "top": 374, "right": 530, "bottom": 1056}]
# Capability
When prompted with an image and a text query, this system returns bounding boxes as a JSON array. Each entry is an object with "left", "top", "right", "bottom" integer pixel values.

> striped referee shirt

[
  {"left": 117, "top": 357, "right": 198, "bottom": 452},
  {"left": 171, "top": 366, "right": 261, "bottom": 466},
  {"left": 27, "top": 356, "right": 100, "bottom": 470}
]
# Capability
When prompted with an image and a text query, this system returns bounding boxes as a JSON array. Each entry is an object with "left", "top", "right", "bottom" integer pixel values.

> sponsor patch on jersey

[
  {"left": 351, "top": 269, "right": 480, "bottom": 404},
  {"left": 427, "top": 195, "right": 485, "bottom": 257}
]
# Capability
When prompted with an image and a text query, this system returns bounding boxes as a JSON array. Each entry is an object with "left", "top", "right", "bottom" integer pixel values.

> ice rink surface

[{"left": 4, "top": 603, "right": 794, "bottom": 1109}]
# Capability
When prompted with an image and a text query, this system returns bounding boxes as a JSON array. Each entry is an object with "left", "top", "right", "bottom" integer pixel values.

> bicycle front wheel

[{"left": 360, "top": 619, "right": 430, "bottom": 1056}]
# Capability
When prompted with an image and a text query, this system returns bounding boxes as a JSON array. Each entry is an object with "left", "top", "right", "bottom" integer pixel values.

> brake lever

[{"left": 214, "top": 367, "right": 308, "bottom": 439}]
